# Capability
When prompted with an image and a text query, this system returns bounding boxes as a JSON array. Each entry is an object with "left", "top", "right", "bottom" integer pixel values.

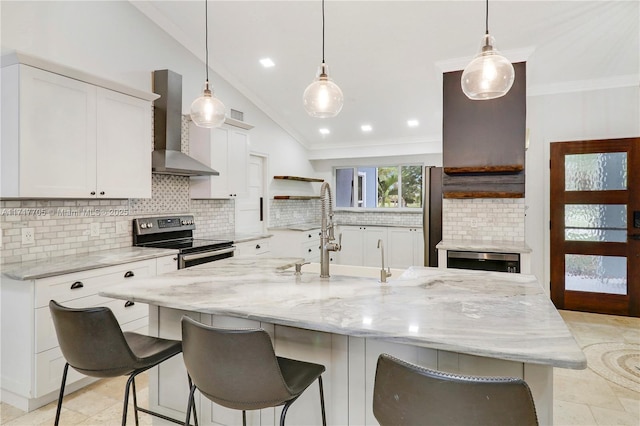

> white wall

[
  {"left": 526, "top": 85, "right": 640, "bottom": 291},
  {"left": 0, "top": 0, "right": 317, "bottom": 187}
]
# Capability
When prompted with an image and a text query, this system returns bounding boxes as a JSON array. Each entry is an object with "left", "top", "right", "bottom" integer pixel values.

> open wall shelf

[{"left": 273, "top": 176, "right": 324, "bottom": 182}]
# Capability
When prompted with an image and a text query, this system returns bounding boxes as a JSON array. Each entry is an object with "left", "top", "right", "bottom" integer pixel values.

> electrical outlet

[
  {"left": 22, "top": 227, "right": 35, "bottom": 245},
  {"left": 90, "top": 223, "right": 100, "bottom": 237},
  {"left": 470, "top": 219, "right": 479, "bottom": 229}
]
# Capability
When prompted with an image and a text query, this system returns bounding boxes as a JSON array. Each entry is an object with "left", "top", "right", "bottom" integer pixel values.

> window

[{"left": 335, "top": 165, "right": 423, "bottom": 209}]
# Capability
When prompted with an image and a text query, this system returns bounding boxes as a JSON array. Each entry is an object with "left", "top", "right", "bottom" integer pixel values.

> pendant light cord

[
  {"left": 205, "top": 0, "right": 210, "bottom": 83},
  {"left": 321, "top": 0, "right": 326, "bottom": 63},
  {"left": 485, "top": 0, "right": 489, "bottom": 35}
]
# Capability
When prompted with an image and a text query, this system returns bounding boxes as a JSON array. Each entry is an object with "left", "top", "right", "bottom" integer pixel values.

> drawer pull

[
  {"left": 124, "top": 271, "right": 135, "bottom": 278},
  {"left": 308, "top": 248, "right": 313, "bottom": 253},
  {"left": 70, "top": 281, "right": 84, "bottom": 290},
  {"left": 256, "top": 244, "right": 261, "bottom": 249},
  {"left": 308, "top": 234, "right": 312, "bottom": 238},
  {"left": 124, "top": 301, "right": 135, "bottom": 308}
]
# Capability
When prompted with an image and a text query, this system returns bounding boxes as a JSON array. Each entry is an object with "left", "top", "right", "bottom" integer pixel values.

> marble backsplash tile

[{"left": 442, "top": 198, "right": 525, "bottom": 242}]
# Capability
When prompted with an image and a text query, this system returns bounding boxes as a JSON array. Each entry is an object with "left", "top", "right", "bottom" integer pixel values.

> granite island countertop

[
  {"left": 100, "top": 256, "right": 586, "bottom": 369},
  {"left": 2, "top": 247, "right": 179, "bottom": 280}
]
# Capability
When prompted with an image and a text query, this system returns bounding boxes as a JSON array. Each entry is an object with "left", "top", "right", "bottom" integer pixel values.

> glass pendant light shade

[
  {"left": 461, "top": 34, "right": 515, "bottom": 100},
  {"left": 303, "top": 63, "right": 344, "bottom": 118},
  {"left": 190, "top": 81, "right": 226, "bottom": 128}
]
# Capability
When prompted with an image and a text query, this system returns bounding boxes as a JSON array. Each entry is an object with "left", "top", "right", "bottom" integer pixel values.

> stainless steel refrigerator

[{"left": 422, "top": 167, "right": 443, "bottom": 267}]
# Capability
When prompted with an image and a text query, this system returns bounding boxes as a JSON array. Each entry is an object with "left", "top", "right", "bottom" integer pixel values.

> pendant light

[
  {"left": 303, "top": 0, "right": 344, "bottom": 118},
  {"left": 190, "top": 0, "right": 226, "bottom": 128},
  {"left": 461, "top": 0, "right": 515, "bottom": 100}
]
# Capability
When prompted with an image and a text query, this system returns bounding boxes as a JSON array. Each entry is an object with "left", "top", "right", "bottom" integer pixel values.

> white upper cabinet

[
  {"left": 189, "top": 122, "right": 250, "bottom": 199},
  {"left": 96, "top": 88, "right": 151, "bottom": 198},
  {"left": 1, "top": 59, "right": 154, "bottom": 199}
]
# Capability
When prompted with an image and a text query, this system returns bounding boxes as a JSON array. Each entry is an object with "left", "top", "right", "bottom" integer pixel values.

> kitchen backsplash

[
  {"left": 0, "top": 115, "right": 233, "bottom": 265},
  {"left": 269, "top": 199, "right": 322, "bottom": 227},
  {"left": 333, "top": 210, "right": 422, "bottom": 227},
  {"left": 268, "top": 199, "right": 422, "bottom": 228},
  {"left": 442, "top": 198, "right": 525, "bottom": 242}
]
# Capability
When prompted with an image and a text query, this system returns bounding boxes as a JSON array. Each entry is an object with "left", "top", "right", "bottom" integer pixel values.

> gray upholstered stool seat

[
  {"left": 49, "top": 300, "right": 191, "bottom": 426},
  {"left": 181, "top": 316, "right": 327, "bottom": 426},
  {"left": 373, "top": 353, "right": 538, "bottom": 426}
]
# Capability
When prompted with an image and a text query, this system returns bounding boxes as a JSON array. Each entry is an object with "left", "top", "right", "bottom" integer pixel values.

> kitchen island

[{"left": 101, "top": 257, "right": 586, "bottom": 425}]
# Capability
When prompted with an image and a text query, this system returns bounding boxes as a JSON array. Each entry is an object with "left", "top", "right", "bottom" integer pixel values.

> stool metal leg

[
  {"left": 123, "top": 374, "right": 136, "bottom": 426},
  {"left": 54, "top": 363, "right": 70, "bottom": 426},
  {"left": 242, "top": 410, "right": 247, "bottom": 426},
  {"left": 185, "top": 384, "right": 197, "bottom": 426},
  {"left": 188, "top": 375, "right": 199, "bottom": 426},
  {"left": 318, "top": 376, "right": 327, "bottom": 426},
  {"left": 132, "top": 376, "right": 139, "bottom": 426}
]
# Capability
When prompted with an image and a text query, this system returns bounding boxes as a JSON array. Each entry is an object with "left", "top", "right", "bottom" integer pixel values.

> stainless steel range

[{"left": 133, "top": 215, "right": 234, "bottom": 269}]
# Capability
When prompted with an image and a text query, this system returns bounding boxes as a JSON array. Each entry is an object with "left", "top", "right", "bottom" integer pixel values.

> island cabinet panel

[
  {"left": 273, "top": 326, "right": 349, "bottom": 426},
  {"left": 148, "top": 307, "right": 553, "bottom": 426}
]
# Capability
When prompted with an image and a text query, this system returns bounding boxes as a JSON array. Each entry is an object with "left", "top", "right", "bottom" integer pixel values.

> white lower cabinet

[
  {"left": 235, "top": 238, "right": 272, "bottom": 257},
  {"left": 0, "top": 255, "right": 177, "bottom": 411},
  {"left": 387, "top": 227, "right": 424, "bottom": 268},
  {"left": 335, "top": 226, "right": 387, "bottom": 267},
  {"left": 270, "top": 229, "right": 322, "bottom": 262}
]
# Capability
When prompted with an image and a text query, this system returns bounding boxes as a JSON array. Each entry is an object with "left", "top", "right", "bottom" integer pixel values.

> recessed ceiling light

[
  {"left": 361, "top": 124, "right": 372, "bottom": 132},
  {"left": 407, "top": 119, "right": 419, "bottom": 127},
  {"left": 259, "top": 58, "right": 275, "bottom": 68},
  {"left": 319, "top": 128, "right": 330, "bottom": 135}
]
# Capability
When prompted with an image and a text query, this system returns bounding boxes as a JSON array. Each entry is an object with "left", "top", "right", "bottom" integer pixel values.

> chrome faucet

[
  {"left": 377, "top": 239, "right": 392, "bottom": 283},
  {"left": 320, "top": 182, "right": 341, "bottom": 278}
]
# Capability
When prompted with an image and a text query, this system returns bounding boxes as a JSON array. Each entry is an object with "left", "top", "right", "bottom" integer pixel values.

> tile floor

[{"left": 1, "top": 310, "right": 638, "bottom": 425}]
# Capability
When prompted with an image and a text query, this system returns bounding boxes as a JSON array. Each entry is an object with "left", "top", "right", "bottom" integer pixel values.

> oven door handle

[{"left": 181, "top": 247, "right": 236, "bottom": 262}]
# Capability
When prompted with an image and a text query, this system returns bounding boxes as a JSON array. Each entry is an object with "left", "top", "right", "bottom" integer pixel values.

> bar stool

[
  {"left": 181, "top": 316, "right": 327, "bottom": 426},
  {"left": 373, "top": 353, "right": 538, "bottom": 426},
  {"left": 49, "top": 300, "right": 193, "bottom": 426}
]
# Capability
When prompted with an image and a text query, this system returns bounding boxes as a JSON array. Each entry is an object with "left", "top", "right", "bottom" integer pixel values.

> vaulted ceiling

[{"left": 132, "top": 1, "right": 639, "bottom": 154}]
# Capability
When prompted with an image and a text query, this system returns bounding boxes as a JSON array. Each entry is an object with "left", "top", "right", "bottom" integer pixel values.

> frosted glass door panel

[
  {"left": 564, "top": 204, "right": 627, "bottom": 242},
  {"left": 565, "top": 254, "right": 627, "bottom": 295},
  {"left": 565, "top": 153, "right": 627, "bottom": 191}
]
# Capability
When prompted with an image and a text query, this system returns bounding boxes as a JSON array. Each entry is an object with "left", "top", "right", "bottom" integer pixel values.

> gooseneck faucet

[
  {"left": 320, "top": 182, "right": 341, "bottom": 278},
  {"left": 377, "top": 239, "right": 392, "bottom": 283}
]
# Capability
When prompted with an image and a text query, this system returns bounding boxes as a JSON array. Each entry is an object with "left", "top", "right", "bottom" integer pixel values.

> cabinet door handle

[
  {"left": 70, "top": 281, "right": 84, "bottom": 290},
  {"left": 308, "top": 248, "right": 313, "bottom": 253},
  {"left": 256, "top": 244, "right": 261, "bottom": 249},
  {"left": 99, "top": 191, "right": 105, "bottom": 196},
  {"left": 308, "top": 234, "right": 312, "bottom": 238},
  {"left": 124, "top": 301, "right": 135, "bottom": 308},
  {"left": 90, "top": 191, "right": 96, "bottom": 196},
  {"left": 124, "top": 271, "right": 135, "bottom": 278},
  {"left": 173, "top": 257, "right": 178, "bottom": 261}
]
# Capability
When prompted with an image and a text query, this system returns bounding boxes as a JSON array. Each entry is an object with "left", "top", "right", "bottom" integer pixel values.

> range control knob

[
  {"left": 181, "top": 220, "right": 186, "bottom": 225},
  {"left": 140, "top": 223, "right": 147, "bottom": 229}
]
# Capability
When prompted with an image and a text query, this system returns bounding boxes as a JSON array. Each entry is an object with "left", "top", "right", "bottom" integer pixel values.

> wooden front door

[{"left": 550, "top": 137, "right": 639, "bottom": 317}]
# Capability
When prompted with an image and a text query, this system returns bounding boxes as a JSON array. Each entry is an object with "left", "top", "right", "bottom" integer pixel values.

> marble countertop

[
  {"left": 269, "top": 223, "right": 422, "bottom": 231},
  {"left": 437, "top": 239, "right": 532, "bottom": 254},
  {"left": 2, "top": 247, "right": 179, "bottom": 280},
  {"left": 204, "top": 232, "right": 273, "bottom": 244},
  {"left": 100, "top": 257, "right": 585, "bottom": 369}
]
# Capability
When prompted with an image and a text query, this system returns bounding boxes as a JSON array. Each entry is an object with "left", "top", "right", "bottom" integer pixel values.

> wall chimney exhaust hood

[{"left": 152, "top": 69, "right": 219, "bottom": 176}]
